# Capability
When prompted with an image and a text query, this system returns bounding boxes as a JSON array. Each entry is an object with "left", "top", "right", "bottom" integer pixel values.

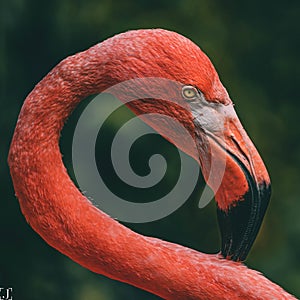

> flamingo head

[{"left": 99, "top": 29, "right": 271, "bottom": 261}]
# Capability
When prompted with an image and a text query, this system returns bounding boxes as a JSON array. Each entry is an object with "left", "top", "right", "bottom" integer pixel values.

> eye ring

[{"left": 182, "top": 85, "right": 199, "bottom": 100}]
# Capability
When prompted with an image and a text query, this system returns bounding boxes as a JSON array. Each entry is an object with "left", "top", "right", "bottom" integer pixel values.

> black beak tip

[{"left": 217, "top": 182, "right": 271, "bottom": 262}]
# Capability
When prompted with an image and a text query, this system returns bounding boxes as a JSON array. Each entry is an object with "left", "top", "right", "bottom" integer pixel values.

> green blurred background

[{"left": 1, "top": 0, "right": 299, "bottom": 299}]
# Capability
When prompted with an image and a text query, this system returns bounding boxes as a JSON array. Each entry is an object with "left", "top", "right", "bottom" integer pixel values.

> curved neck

[{"left": 8, "top": 43, "right": 295, "bottom": 299}]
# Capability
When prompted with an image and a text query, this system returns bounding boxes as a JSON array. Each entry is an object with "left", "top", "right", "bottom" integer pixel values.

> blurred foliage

[{"left": 1, "top": 0, "right": 299, "bottom": 299}]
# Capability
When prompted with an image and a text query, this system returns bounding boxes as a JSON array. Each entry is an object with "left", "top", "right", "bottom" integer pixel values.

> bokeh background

[{"left": 1, "top": 0, "right": 299, "bottom": 299}]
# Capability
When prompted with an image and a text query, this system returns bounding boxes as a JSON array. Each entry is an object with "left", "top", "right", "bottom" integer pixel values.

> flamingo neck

[{"left": 8, "top": 33, "right": 295, "bottom": 299}]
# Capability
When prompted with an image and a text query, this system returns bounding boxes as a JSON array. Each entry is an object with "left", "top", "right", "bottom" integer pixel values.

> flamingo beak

[
  {"left": 125, "top": 91, "right": 270, "bottom": 261},
  {"left": 193, "top": 104, "right": 271, "bottom": 262}
]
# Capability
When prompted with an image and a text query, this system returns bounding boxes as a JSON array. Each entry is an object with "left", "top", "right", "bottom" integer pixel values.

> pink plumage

[{"left": 8, "top": 29, "right": 294, "bottom": 299}]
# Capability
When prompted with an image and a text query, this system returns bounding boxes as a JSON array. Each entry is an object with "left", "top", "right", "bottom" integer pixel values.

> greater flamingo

[{"left": 8, "top": 29, "right": 295, "bottom": 299}]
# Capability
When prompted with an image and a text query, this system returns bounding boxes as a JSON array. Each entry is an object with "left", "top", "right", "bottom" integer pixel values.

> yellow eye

[{"left": 182, "top": 86, "right": 198, "bottom": 100}]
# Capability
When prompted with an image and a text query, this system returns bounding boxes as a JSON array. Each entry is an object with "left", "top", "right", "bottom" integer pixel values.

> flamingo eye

[{"left": 182, "top": 85, "right": 199, "bottom": 100}]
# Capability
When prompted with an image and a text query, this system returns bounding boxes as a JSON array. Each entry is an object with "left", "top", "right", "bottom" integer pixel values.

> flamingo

[{"left": 8, "top": 29, "right": 295, "bottom": 299}]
